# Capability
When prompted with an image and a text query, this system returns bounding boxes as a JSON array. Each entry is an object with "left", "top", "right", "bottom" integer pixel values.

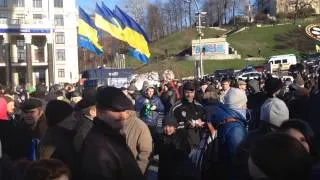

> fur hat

[
  {"left": 45, "top": 100, "right": 73, "bottom": 126},
  {"left": 183, "top": 82, "right": 195, "bottom": 91},
  {"left": 264, "top": 78, "right": 283, "bottom": 96},
  {"left": 96, "top": 86, "right": 134, "bottom": 111}
]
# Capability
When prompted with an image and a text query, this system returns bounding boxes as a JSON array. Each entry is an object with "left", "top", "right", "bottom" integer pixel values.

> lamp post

[{"left": 186, "top": 0, "right": 206, "bottom": 79}]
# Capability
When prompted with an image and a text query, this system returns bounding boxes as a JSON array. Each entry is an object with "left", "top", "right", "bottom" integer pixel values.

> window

[
  {"left": 55, "top": 32, "right": 64, "bottom": 44},
  {"left": 54, "top": 0, "right": 63, "bottom": 8},
  {"left": 33, "top": 0, "right": 41, "bottom": 8},
  {"left": 13, "top": 0, "right": 24, "bottom": 7},
  {"left": 56, "top": 49, "right": 65, "bottom": 61},
  {"left": 0, "top": 13, "right": 7, "bottom": 19},
  {"left": 54, "top": 14, "right": 64, "bottom": 26},
  {"left": 35, "top": 48, "right": 44, "bottom": 62},
  {"left": 13, "top": 14, "right": 24, "bottom": 24},
  {"left": 58, "top": 69, "right": 65, "bottom": 78},
  {"left": 275, "top": 60, "right": 281, "bottom": 64},
  {"left": 282, "top": 59, "right": 288, "bottom": 63},
  {"left": 33, "top": 14, "right": 42, "bottom": 19},
  {"left": 17, "top": 39, "right": 25, "bottom": 62},
  {"left": 0, "top": 0, "right": 7, "bottom": 7},
  {"left": 17, "top": 39, "right": 25, "bottom": 47}
]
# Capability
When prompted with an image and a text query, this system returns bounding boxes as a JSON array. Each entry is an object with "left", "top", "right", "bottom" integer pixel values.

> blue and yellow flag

[
  {"left": 113, "top": 6, "right": 151, "bottom": 63},
  {"left": 95, "top": 3, "right": 127, "bottom": 42},
  {"left": 78, "top": 7, "right": 103, "bottom": 56}
]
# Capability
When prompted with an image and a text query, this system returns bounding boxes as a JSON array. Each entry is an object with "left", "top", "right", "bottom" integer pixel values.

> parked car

[{"left": 236, "top": 71, "right": 262, "bottom": 80}]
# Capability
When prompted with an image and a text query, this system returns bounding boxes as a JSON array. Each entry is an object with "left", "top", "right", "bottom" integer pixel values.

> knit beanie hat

[
  {"left": 224, "top": 88, "right": 247, "bottom": 109},
  {"left": 260, "top": 97, "right": 289, "bottom": 127},
  {"left": 163, "top": 116, "right": 178, "bottom": 127},
  {"left": 0, "top": 97, "right": 8, "bottom": 120},
  {"left": 45, "top": 100, "right": 73, "bottom": 126}
]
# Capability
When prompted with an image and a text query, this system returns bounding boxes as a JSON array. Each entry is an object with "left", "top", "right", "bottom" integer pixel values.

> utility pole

[
  {"left": 194, "top": 0, "right": 206, "bottom": 79},
  {"left": 189, "top": 1, "right": 192, "bottom": 27},
  {"left": 233, "top": 0, "right": 236, "bottom": 25}
]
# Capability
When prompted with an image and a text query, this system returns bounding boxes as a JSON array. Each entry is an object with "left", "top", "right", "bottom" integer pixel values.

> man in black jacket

[
  {"left": 170, "top": 82, "right": 205, "bottom": 149},
  {"left": 81, "top": 86, "right": 144, "bottom": 180}
]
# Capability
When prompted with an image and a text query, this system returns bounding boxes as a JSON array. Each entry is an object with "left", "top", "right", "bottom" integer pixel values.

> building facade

[{"left": 0, "top": 0, "right": 78, "bottom": 88}]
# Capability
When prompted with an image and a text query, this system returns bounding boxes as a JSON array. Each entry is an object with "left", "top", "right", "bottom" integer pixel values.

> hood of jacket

[{"left": 211, "top": 103, "right": 247, "bottom": 125}]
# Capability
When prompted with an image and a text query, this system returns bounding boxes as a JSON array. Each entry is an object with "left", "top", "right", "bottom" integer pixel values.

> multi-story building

[
  {"left": 0, "top": 0, "right": 79, "bottom": 88},
  {"left": 257, "top": 0, "right": 320, "bottom": 16}
]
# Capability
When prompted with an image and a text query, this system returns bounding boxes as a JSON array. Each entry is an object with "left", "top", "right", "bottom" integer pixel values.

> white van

[{"left": 268, "top": 54, "right": 297, "bottom": 71}]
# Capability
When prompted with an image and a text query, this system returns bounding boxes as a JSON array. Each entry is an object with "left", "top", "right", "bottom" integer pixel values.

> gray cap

[
  {"left": 260, "top": 97, "right": 289, "bottom": 127},
  {"left": 224, "top": 88, "right": 247, "bottom": 109}
]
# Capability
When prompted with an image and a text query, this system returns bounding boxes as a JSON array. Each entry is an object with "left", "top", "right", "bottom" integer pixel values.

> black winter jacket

[{"left": 81, "top": 118, "right": 144, "bottom": 180}]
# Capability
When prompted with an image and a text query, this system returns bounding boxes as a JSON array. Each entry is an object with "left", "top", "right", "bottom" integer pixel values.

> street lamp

[{"left": 186, "top": 0, "right": 206, "bottom": 79}]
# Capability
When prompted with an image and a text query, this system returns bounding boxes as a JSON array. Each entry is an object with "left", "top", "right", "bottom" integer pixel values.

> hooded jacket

[
  {"left": 210, "top": 103, "right": 248, "bottom": 180},
  {"left": 135, "top": 88, "right": 165, "bottom": 127}
]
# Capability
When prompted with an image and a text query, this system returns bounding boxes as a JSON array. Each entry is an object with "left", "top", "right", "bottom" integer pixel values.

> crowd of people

[{"left": 0, "top": 70, "right": 319, "bottom": 180}]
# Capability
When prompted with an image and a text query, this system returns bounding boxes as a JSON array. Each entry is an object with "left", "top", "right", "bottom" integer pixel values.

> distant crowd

[{"left": 0, "top": 70, "right": 320, "bottom": 180}]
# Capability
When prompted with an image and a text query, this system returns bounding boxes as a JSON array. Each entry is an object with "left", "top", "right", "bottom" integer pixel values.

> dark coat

[
  {"left": 170, "top": 99, "right": 206, "bottom": 148},
  {"left": 160, "top": 90, "right": 176, "bottom": 114},
  {"left": 81, "top": 118, "right": 144, "bottom": 180},
  {"left": 73, "top": 115, "right": 94, "bottom": 153},
  {"left": 247, "top": 92, "right": 267, "bottom": 130},
  {"left": 6, "top": 115, "right": 47, "bottom": 161},
  {"left": 307, "top": 92, "right": 320, "bottom": 150},
  {"left": 287, "top": 88, "right": 309, "bottom": 120},
  {"left": 158, "top": 129, "right": 193, "bottom": 180},
  {"left": 40, "top": 126, "right": 78, "bottom": 178},
  {"left": 235, "top": 123, "right": 274, "bottom": 180}
]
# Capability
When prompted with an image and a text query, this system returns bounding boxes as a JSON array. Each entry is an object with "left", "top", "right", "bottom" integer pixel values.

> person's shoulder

[
  {"left": 171, "top": 100, "right": 183, "bottom": 111},
  {"left": 193, "top": 100, "right": 203, "bottom": 107}
]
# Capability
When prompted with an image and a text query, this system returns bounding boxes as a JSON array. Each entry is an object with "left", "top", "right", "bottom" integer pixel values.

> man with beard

[{"left": 81, "top": 87, "right": 144, "bottom": 180}]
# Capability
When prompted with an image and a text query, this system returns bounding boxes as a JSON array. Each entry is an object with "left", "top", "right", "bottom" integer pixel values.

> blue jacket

[
  {"left": 211, "top": 103, "right": 248, "bottom": 180},
  {"left": 135, "top": 95, "right": 165, "bottom": 127}
]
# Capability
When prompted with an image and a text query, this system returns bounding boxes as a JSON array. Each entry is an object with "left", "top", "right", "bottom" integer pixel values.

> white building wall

[{"left": 0, "top": 0, "right": 79, "bottom": 84}]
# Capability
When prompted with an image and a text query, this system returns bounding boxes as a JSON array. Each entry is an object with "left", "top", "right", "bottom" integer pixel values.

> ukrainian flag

[
  {"left": 113, "top": 6, "right": 151, "bottom": 62},
  {"left": 95, "top": 3, "right": 127, "bottom": 42},
  {"left": 78, "top": 7, "right": 103, "bottom": 56}
]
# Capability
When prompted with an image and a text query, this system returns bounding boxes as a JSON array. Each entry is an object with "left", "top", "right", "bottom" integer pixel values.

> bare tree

[
  {"left": 122, "top": 0, "right": 149, "bottom": 25},
  {"left": 147, "top": 4, "right": 164, "bottom": 40},
  {"left": 287, "top": 0, "right": 317, "bottom": 24}
]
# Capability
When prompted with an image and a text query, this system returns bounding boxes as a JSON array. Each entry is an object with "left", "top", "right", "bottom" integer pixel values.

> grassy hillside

[
  {"left": 126, "top": 20, "right": 318, "bottom": 78},
  {"left": 227, "top": 24, "right": 298, "bottom": 58},
  {"left": 150, "top": 28, "right": 226, "bottom": 58}
]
